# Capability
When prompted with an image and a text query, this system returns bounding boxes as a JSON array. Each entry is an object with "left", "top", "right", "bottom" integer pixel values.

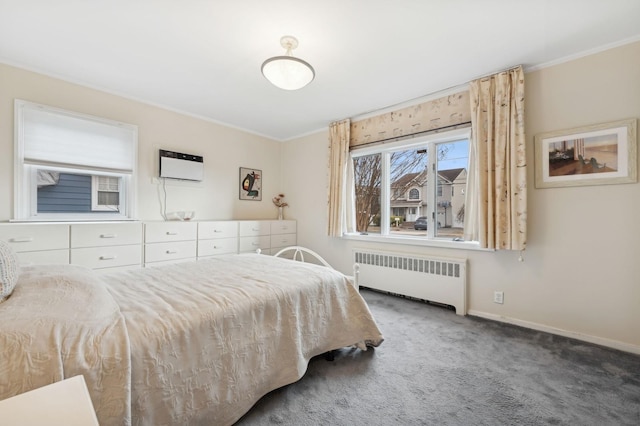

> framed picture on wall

[
  {"left": 239, "top": 167, "right": 262, "bottom": 200},
  {"left": 534, "top": 118, "right": 637, "bottom": 188}
]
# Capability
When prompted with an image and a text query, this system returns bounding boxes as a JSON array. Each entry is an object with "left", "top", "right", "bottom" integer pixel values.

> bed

[{"left": 0, "top": 249, "right": 383, "bottom": 426}]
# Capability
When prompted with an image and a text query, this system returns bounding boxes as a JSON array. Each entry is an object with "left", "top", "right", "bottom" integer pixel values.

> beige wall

[
  {"left": 1, "top": 41, "right": 638, "bottom": 353},
  {"left": 0, "top": 63, "right": 282, "bottom": 221},
  {"left": 283, "top": 41, "right": 640, "bottom": 353}
]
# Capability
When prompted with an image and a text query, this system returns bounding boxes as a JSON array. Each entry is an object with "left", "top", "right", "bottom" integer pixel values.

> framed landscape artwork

[
  {"left": 239, "top": 167, "right": 262, "bottom": 200},
  {"left": 534, "top": 118, "right": 637, "bottom": 188}
]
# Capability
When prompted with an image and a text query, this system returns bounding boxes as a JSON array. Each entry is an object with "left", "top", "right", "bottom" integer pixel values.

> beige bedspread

[
  {"left": 0, "top": 265, "right": 131, "bottom": 423},
  {"left": 1, "top": 253, "right": 383, "bottom": 426}
]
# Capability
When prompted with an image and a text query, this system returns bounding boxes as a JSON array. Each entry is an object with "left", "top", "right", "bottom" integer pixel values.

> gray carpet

[{"left": 236, "top": 289, "right": 640, "bottom": 425}]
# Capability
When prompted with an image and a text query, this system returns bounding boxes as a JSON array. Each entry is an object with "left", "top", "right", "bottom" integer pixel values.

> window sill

[{"left": 341, "top": 233, "right": 493, "bottom": 252}]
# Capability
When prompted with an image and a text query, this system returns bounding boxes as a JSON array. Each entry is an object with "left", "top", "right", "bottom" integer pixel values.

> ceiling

[{"left": 1, "top": 1, "right": 639, "bottom": 141}]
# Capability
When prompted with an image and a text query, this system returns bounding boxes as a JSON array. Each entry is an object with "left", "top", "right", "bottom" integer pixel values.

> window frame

[
  {"left": 347, "top": 127, "right": 484, "bottom": 250},
  {"left": 14, "top": 100, "right": 138, "bottom": 222},
  {"left": 91, "top": 175, "right": 123, "bottom": 212}
]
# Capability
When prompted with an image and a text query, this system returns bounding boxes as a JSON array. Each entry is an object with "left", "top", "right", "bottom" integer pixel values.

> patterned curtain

[
  {"left": 327, "top": 119, "right": 355, "bottom": 237},
  {"left": 465, "top": 66, "right": 527, "bottom": 250}
]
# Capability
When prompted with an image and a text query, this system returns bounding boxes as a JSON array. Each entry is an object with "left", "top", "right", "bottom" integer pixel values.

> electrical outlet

[{"left": 493, "top": 291, "right": 504, "bottom": 304}]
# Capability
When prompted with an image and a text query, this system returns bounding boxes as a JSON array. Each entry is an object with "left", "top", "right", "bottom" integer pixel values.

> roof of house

[
  {"left": 393, "top": 168, "right": 465, "bottom": 187},
  {"left": 438, "top": 168, "right": 465, "bottom": 183},
  {"left": 391, "top": 171, "right": 425, "bottom": 188}
]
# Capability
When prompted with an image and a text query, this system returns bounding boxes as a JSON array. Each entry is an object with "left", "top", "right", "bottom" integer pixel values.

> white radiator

[{"left": 354, "top": 249, "right": 467, "bottom": 315}]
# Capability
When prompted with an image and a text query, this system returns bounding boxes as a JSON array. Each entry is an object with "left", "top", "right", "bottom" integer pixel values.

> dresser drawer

[
  {"left": 270, "top": 233, "right": 296, "bottom": 250},
  {"left": 238, "top": 235, "right": 270, "bottom": 253},
  {"left": 71, "top": 245, "right": 142, "bottom": 269},
  {"left": 198, "top": 221, "right": 238, "bottom": 240},
  {"left": 145, "top": 222, "right": 197, "bottom": 243},
  {"left": 0, "top": 224, "right": 69, "bottom": 252},
  {"left": 17, "top": 249, "right": 69, "bottom": 266},
  {"left": 145, "top": 241, "right": 197, "bottom": 264},
  {"left": 198, "top": 238, "right": 238, "bottom": 257},
  {"left": 71, "top": 223, "right": 142, "bottom": 248},
  {"left": 238, "top": 221, "right": 270, "bottom": 237},
  {"left": 270, "top": 220, "right": 296, "bottom": 235}
]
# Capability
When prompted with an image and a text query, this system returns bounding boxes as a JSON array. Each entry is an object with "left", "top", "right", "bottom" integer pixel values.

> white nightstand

[{"left": 0, "top": 375, "right": 99, "bottom": 426}]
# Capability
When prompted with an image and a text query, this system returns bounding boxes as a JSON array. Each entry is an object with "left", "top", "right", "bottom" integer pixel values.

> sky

[{"left": 438, "top": 139, "right": 469, "bottom": 171}]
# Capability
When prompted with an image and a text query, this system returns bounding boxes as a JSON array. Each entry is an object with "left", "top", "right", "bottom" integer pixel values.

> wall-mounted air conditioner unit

[{"left": 159, "top": 149, "right": 204, "bottom": 181}]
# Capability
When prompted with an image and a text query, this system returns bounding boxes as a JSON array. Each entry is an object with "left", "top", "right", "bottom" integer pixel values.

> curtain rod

[{"left": 351, "top": 121, "right": 472, "bottom": 150}]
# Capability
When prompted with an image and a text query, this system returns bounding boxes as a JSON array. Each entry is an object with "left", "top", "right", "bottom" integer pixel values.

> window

[
  {"left": 351, "top": 127, "right": 470, "bottom": 242},
  {"left": 91, "top": 176, "right": 121, "bottom": 211},
  {"left": 14, "top": 100, "right": 138, "bottom": 221}
]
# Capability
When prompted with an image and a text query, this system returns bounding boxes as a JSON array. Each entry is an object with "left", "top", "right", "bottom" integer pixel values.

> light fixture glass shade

[{"left": 261, "top": 56, "right": 315, "bottom": 90}]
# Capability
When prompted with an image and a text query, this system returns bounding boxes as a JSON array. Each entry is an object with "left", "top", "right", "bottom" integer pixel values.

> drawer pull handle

[
  {"left": 251, "top": 242, "right": 259, "bottom": 246},
  {"left": 214, "top": 230, "right": 223, "bottom": 233},
  {"left": 99, "top": 255, "right": 116, "bottom": 260},
  {"left": 166, "top": 231, "right": 178, "bottom": 235},
  {"left": 166, "top": 250, "right": 177, "bottom": 254},
  {"left": 10, "top": 237, "right": 34, "bottom": 243},
  {"left": 251, "top": 228, "right": 260, "bottom": 231},
  {"left": 100, "top": 234, "right": 117, "bottom": 239}
]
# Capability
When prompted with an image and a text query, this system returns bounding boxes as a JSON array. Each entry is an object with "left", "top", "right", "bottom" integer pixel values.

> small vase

[{"left": 278, "top": 206, "right": 284, "bottom": 220}]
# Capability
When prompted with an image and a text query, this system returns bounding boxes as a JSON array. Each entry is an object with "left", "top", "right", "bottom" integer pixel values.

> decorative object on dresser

[{"left": 272, "top": 193, "right": 288, "bottom": 220}]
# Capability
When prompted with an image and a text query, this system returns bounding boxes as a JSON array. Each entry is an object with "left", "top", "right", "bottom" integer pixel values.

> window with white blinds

[
  {"left": 14, "top": 100, "right": 138, "bottom": 221},
  {"left": 92, "top": 176, "right": 121, "bottom": 211}
]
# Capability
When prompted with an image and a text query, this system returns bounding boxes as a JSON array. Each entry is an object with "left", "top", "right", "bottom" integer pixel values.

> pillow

[{"left": 0, "top": 240, "right": 20, "bottom": 303}]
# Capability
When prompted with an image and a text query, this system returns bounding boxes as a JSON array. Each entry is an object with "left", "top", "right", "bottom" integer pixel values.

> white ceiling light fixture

[{"left": 261, "top": 35, "right": 315, "bottom": 91}]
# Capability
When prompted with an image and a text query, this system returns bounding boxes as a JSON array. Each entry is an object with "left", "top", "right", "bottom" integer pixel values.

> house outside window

[{"left": 351, "top": 128, "right": 470, "bottom": 241}]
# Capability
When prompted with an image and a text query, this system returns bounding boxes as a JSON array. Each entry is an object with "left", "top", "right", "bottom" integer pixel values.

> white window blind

[
  {"left": 14, "top": 99, "right": 138, "bottom": 221},
  {"left": 21, "top": 103, "right": 136, "bottom": 173}
]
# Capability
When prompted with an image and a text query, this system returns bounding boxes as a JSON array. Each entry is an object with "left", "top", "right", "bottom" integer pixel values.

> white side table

[{"left": 0, "top": 375, "right": 99, "bottom": 426}]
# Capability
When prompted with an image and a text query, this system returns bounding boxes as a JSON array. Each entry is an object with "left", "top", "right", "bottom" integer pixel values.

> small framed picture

[
  {"left": 534, "top": 118, "right": 637, "bottom": 188},
  {"left": 239, "top": 167, "right": 262, "bottom": 200}
]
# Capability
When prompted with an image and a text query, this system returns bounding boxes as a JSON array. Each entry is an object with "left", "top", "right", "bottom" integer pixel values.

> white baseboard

[{"left": 467, "top": 309, "right": 640, "bottom": 355}]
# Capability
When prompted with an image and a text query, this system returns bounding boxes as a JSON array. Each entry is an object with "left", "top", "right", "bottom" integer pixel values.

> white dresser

[
  {"left": 0, "top": 219, "right": 297, "bottom": 269},
  {"left": 0, "top": 223, "right": 70, "bottom": 266},
  {"left": 238, "top": 220, "right": 272, "bottom": 253},
  {"left": 143, "top": 221, "right": 198, "bottom": 266},
  {"left": 70, "top": 223, "right": 143, "bottom": 270},
  {"left": 197, "top": 221, "right": 239, "bottom": 259},
  {"left": 269, "top": 220, "right": 297, "bottom": 255}
]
